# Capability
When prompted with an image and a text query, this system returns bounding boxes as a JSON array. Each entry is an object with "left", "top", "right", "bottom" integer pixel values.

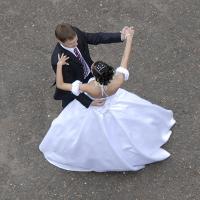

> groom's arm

[
  {"left": 75, "top": 93, "right": 93, "bottom": 108},
  {"left": 84, "top": 32, "right": 122, "bottom": 45},
  {"left": 75, "top": 27, "right": 123, "bottom": 45},
  {"left": 85, "top": 32, "right": 122, "bottom": 45}
]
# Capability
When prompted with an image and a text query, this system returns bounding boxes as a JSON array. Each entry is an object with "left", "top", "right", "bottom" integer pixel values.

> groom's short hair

[{"left": 55, "top": 23, "right": 76, "bottom": 43}]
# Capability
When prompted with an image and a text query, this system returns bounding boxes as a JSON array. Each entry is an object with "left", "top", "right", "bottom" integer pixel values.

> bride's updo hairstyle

[{"left": 92, "top": 61, "right": 114, "bottom": 85}]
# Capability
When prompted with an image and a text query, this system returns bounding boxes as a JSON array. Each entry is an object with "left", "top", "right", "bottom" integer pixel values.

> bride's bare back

[{"left": 80, "top": 73, "right": 125, "bottom": 98}]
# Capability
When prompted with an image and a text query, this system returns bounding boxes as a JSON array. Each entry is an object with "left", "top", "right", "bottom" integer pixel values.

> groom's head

[{"left": 55, "top": 23, "right": 78, "bottom": 48}]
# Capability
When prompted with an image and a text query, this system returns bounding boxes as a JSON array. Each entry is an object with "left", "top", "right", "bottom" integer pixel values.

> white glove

[
  {"left": 116, "top": 67, "right": 129, "bottom": 81},
  {"left": 71, "top": 80, "right": 82, "bottom": 96}
]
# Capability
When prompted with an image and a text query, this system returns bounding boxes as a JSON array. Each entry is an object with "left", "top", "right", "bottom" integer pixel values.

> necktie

[{"left": 74, "top": 48, "right": 90, "bottom": 79}]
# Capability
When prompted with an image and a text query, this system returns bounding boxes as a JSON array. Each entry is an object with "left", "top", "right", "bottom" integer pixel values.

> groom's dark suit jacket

[{"left": 51, "top": 27, "right": 122, "bottom": 108}]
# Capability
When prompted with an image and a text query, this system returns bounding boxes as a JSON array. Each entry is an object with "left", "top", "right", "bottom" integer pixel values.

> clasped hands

[{"left": 120, "top": 26, "right": 135, "bottom": 41}]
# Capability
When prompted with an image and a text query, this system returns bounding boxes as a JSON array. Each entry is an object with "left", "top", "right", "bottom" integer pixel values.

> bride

[{"left": 39, "top": 27, "right": 175, "bottom": 172}]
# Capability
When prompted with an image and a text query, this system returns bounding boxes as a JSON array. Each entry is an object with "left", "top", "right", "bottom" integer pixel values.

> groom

[{"left": 51, "top": 23, "right": 127, "bottom": 108}]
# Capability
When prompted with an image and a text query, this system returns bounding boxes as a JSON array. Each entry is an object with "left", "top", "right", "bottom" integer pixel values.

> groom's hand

[
  {"left": 120, "top": 26, "right": 129, "bottom": 41},
  {"left": 90, "top": 99, "right": 106, "bottom": 107}
]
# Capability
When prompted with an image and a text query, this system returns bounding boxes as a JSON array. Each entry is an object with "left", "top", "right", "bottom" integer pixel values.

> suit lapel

[{"left": 58, "top": 43, "right": 82, "bottom": 66}]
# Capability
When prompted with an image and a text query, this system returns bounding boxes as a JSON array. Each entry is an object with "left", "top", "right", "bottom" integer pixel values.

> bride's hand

[
  {"left": 125, "top": 27, "right": 135, "bottom": 39},
  {"left": 57, "top": 53, "right": 69, "bottom": 66}
]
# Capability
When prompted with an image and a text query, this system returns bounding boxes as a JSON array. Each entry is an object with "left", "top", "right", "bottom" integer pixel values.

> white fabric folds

[{"left": 39, "top": 87, "right": 175, "bottom": 172}]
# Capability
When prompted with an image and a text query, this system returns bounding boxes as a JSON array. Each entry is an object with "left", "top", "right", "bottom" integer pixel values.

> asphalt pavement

[{"left": 0, "top": 0, "right": 200, "bottom": 199}]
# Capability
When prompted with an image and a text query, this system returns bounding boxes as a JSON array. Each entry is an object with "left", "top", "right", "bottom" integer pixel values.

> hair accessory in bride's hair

[
  {"left": 95, "top": 62, "right": 106, "bottom": 75},
  {"left": 92, "top": 61, "right": 114, "bottom": 85}
]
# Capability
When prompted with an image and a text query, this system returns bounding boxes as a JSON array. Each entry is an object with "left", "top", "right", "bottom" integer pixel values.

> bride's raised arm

[{"left": 106, "top": 27, "right": 134, "bottom": 95}]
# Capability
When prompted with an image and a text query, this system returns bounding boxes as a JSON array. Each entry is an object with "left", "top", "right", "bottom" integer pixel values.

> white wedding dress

[{"left": 39, "top": 78, "right": 175, "bottom": 172}]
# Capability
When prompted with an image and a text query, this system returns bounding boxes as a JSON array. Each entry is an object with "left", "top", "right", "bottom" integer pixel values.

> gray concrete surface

[{"left": 0, "top": 0, "right": 200, "bottom": 199}]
